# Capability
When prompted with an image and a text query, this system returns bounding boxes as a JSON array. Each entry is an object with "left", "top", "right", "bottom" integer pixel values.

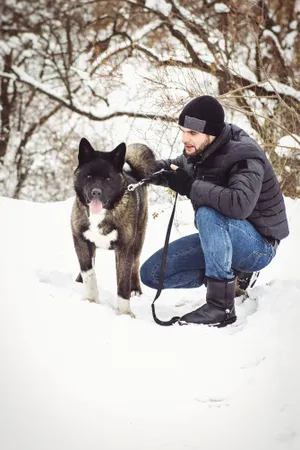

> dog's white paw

[
  {"left": 117, "top": 297, "right": 135, "bottom": 318},
  {"left": 86, "top": 296, "right": 99, "bottom": 303},
  {"left": 81, "top": 269, "right": 99, "bottom": 303}
]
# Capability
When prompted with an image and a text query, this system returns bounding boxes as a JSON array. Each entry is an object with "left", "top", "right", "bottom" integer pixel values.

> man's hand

[{"left": 162, "top": 164, "right": 193, "bottom": 197}]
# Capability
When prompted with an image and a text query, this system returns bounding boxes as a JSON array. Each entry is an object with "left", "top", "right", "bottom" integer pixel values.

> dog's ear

[
  {"left": 78, "top": 138, "right": 95, "bottom": 165},
  {"left": 110, "top": 142, "right": 126, "bottom": 172}
]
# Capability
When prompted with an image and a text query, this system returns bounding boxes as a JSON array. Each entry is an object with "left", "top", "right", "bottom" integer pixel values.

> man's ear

[
  {"left": 78, "top": 138, "right": 95, "bottom": 165},
  {"left": 110, "top": 142, "right": 126, "bottom": 172}
]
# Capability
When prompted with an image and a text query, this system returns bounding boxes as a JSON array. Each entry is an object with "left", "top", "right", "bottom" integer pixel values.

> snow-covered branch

[{"left": 8, "top": 66, "right": 175, "bottom": 123}]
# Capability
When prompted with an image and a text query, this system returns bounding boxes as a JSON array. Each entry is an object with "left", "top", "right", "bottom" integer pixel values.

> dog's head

[{"left": 74, "top": 138, "right": 126, "bottom": 212}]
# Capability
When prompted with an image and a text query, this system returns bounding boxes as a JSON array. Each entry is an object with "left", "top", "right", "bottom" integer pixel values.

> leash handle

[{"left": 151, "top": 193, "right": 181, "bottom": 326}]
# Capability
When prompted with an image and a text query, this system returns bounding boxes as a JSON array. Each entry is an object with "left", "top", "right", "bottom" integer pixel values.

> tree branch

[{"left": 7, "top": 67, "right": 175, "bottom": 123}]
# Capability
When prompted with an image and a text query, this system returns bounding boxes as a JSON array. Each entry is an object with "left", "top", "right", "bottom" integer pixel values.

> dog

[{"left": 71, "top": 137, "right": 156, "bottom": 316}]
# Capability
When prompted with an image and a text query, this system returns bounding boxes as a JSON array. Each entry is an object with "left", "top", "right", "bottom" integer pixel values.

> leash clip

[
  {"left": 127, "top": 169, "right": 166, "bottom": 192},
  {"left": 127, "top": 180, "right": 145, "bottom": 192}
]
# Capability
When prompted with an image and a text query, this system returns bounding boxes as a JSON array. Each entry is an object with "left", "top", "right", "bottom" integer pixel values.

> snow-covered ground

[{"left": 0, "top": 194, "right": 299, "bottom": 450}]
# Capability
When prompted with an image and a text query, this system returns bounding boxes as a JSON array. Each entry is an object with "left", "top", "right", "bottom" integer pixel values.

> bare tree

[{"left": 0, "top": 0, "right": 299, "bottom": 199}]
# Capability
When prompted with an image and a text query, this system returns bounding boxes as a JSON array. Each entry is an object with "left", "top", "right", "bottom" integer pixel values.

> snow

[
  {"left": 214, "top": 3, "right": 230, "bottom": 14},
  {"left": 290, "top": 21, "right": 297, "bottom": 31},
  {"left": 271, "top": 25, "right": 281, "bottom": 33},
  {"left": 0, "top": 194, "right": 300, "bottom": 450},
  {"left": 262, "top": 29, "right": 285, "bottom": 61},
  {"left": 259, "top": 78, "right": 300, "bottom": 102},
  {"left": 283, "top": 31, "right": 298, "bottom": 62},
  {"left": 0, "top": 40, "right": 13, "bottom": 55},
  {"left": 91, "top": 19, "right": 163, "bottom": 70},
  {"left": 275, "top": 134, "right": 300, "bottom": 159},
  {"left": 11, "top": 66, "right": 71, "bottom": 106},
  {"left": 145, "top": 0, "right": 172, "bottom": 15}
]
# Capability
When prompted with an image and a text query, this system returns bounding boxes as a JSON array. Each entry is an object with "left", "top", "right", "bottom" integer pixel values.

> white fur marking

[
  {"left": 83, "top": 210, "right": 118, "bottom": 249},
  {"left": 123, "top": 162, "right": 131, "bottom": 172},
  {"left": 81, "top": 268, "right": 99, "bottom": 303},
  {"left": 117, "top": 297, "right": 135, "bottom": 318}
]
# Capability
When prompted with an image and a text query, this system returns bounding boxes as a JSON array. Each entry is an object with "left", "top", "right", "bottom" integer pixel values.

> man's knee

[
  {"left": 140, "top": 260, "right": 158, "bottom": 289},
  {"left": 140, "top": 261, "right": 149, "bottom": 286},
  {"left": 196, "top": 206, "right": 220, "bottom": 227}
]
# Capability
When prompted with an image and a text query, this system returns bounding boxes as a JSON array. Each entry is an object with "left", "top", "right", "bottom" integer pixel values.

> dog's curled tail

[{"left": 125, "top": 143, "right": 157, "bottom": 180}]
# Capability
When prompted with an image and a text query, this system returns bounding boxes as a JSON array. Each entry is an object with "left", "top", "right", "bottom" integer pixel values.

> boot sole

[
  {"left": 178, "top": 316, "right": 237, "bottom": 327},
  {"left": 216, "top": 316, "right": 237, "bottom": 328}
]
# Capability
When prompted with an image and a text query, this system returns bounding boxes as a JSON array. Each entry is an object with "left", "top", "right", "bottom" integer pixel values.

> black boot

[{"left": 179, "top": 277, "right": 237, "bottom": 327}]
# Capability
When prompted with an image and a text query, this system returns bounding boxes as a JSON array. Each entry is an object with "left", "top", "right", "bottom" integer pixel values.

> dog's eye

[
  {"left": 106, "top": 177, "right": 110, "bottom": 181},
  {"left": 86, "top": 174, "right": 92, "bottom": 180}
]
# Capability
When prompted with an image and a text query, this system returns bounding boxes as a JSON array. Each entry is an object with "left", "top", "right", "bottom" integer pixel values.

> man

[{"left": 140, "top": 95, "right": 289, "bottom": 327}]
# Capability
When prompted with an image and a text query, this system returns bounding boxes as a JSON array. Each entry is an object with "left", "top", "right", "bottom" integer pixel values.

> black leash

[
  {"left": 128, "top": 171, "right": 180, "bottom": 326},
  {"left": 151, "top": 192, "right": 180, "bottom": 326}
]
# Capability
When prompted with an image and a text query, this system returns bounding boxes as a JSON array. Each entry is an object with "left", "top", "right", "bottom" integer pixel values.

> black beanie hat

[{"left": 178, "top": 95, "right": 225, "bottom": 137}]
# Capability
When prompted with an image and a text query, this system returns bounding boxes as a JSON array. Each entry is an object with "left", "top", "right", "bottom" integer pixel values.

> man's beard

[
  {"left": 184, "top": 135, "right": 211, "bottom": 157},
  {"left": 195, "top": 135, "right": 211, "bottom": 154}
]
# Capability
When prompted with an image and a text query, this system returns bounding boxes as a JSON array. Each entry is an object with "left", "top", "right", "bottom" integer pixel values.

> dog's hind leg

[
  {"left": 130, "top": 257, "right": 142, "bottom": 297},
  {"left": 73, "top": 234, "right": 98, "bottom": 303},
  {"left": 130, "top": 244, "right": 143, "bottom": 296},
  {"left": 130, "top": 227, "right": 146, "bottom": 297},
  {"left": 115, "top": 248, "right": 135, "bottom": 317}
]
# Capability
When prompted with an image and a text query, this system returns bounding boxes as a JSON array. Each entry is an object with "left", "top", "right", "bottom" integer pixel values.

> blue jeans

[{"left": 140, "top": 206, "right": 277, "bottom": 289}]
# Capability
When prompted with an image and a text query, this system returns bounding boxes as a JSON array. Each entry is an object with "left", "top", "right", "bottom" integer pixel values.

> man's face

[{"left": 179, "top": 126, "right": 215, "bottom": 156}]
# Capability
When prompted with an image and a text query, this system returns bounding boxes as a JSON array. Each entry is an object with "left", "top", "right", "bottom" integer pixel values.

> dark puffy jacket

[{"left": 156, "top": 124, "right": 289, "bottom": 241}]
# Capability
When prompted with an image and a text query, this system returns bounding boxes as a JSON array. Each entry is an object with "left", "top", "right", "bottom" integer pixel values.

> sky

[{"left": 0, "top": 193, "right": 299, "bottom": 450}]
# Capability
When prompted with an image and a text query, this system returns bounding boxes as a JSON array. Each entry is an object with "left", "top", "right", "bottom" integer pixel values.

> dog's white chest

[{"left": 83, "top": 211, "right": 118, "bottom": 249}]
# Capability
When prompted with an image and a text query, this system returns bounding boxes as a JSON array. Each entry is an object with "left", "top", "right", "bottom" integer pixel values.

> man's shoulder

[
  {"left": 224, "top": 124, "right": 263, "bottom": 154},
  {"left": 227, "top": 124, "right": 261, "bottom": 147},
  {"left": 217, "top": 125, "right": 265, "bottom": 167}
]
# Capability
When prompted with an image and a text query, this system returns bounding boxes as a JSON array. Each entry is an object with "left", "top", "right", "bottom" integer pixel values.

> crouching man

[{"left": 141, "top": 95, "right": 289, "bottom": 327}]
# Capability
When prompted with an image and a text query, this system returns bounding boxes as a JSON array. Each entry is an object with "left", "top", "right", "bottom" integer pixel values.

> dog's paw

[
  {"left": 86, "top": 297, "right": 99, "bottom": 303},
  {"left": 117, "top": 297, "right": 135, "bottom": 318},
  {"left": 130, "top": 290, "right": 141, "bottom": 298}
]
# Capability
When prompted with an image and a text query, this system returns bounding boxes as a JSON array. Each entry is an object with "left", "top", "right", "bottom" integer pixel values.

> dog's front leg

[
  {"left": 73, "top": 233, "right": 98, "bottom": 303},
  {"left": 115, "top": 248, "right": 135, "bottom": 317}
]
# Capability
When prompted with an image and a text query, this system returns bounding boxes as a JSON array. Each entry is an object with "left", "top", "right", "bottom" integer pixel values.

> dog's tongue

[{"left": 89, "top": 200, "right": 103, "bottom": 214}]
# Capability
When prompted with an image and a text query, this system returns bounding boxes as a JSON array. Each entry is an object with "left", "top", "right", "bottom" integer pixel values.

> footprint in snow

[{"left": 37, "top": 269, "right": 74, "bottom": 288}]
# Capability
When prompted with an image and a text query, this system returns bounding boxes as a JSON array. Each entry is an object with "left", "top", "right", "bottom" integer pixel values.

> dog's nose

[{"left": 91, "top": 188, "right": 102, "bottom": 199}]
